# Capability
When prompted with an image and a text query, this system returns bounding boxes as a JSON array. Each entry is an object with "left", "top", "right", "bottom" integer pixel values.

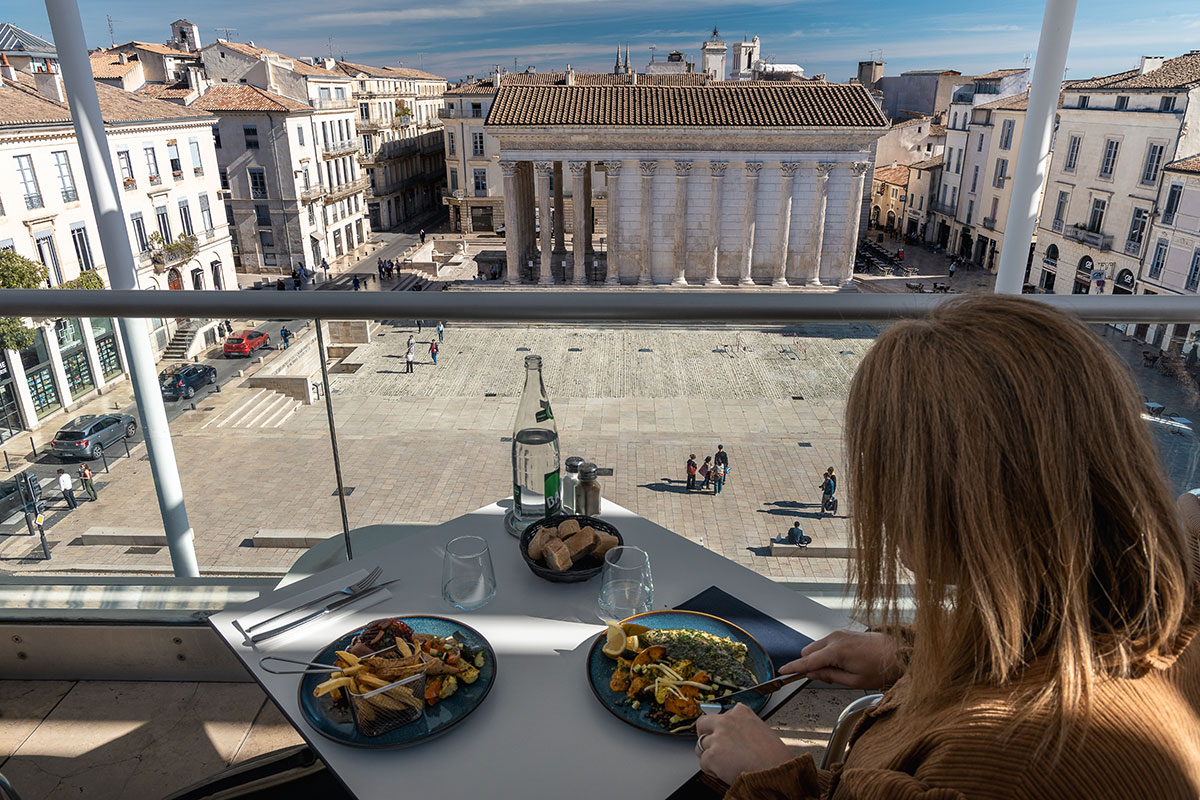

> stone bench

[
  {"left": 768, "top": 544, "right": 855, "bottom": 558},
  {"left": 252, "top": 529, "right": 337, "bottom": 548},
  {"left": 79, "top": 528, "right": 168, "bottom": 546}
]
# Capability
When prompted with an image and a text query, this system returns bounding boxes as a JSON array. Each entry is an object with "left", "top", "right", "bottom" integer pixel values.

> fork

[{"left": 232, "top": 566, "right": 383, "bottom": 641}]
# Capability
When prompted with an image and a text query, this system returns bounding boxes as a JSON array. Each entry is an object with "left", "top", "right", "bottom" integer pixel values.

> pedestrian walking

[
  {"left": 57, "top": 468, "right": 78, "bottom": 509},
  {"left": 276, "top": 278, "right": 287, "bottom": 290},
  {"left": 78, "top": 464, "right": 98, "bottom": 501},
  {"left": 405, "top": 345, "right": 415, "bottom": 373},
  {"left": 407, "top": 334, "right": 415, "bottom": 352},
  {"left": 321, "top": 258, "right": 330, "bottom": 280},
  {"left": 949, "top": 260, "right": 958, "bottom": 281},
  {"left": 377, "top": 258, "right": 385, "bottom": 280},
  {"left": 280, "top": 326, "right": 291, "bottom": 350},
  {"left": 437, "top": 321, "right": 445, "bottom": 342},
  {"left": 686, "top": 454, "right": 698, "bottom": 491},
  {"left": 712, "top": 461, "right": 726, "bottom": 495},
  {"left": 714, "top": 444, "right": 730, "bottom": 484},
  {"left": 417, "top": 320, "right": 423, "bottom": 333},
  {"left": 699, "top": 456, "right": 712, "bottom": 490},
  {"left": 353, "top": 276, "right": 362, "bottom": 291},
  {"left": 223, "top": 319, "right": 232, "bottom": 338},
  {"left": 292, "top": 270, "right": 303, "bottom": 291},
  {"left": 820, "top": 467, "right": 838, "bottom": 514},
  {"left": 419, "top": 229, "right": 426, "bottom": 245},
  {"left": 429, "top": 339, "right": 439, "bottom": 365}
]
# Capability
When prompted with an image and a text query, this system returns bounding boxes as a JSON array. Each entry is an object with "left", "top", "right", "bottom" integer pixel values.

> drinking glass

[
  {"left": 442, "top": 536, "right": 497, "bottom": 611},
  {"left": 597, "top": 546, "right": 654, "bottom": 620}
]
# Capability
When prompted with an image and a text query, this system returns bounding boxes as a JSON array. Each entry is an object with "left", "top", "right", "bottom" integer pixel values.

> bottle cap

[
  {"left": 564, "top": 456, "right": 585, "bottom": 472},
  {"left": 524, "top": 354, "right": 542, "bottom": 368},
  {"left": 578, "top": 462, "right": 598, "bottom": 481}
]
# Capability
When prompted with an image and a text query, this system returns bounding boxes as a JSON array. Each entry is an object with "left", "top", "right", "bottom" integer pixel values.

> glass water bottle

[{"left": 511, "top": 355, "right": 561, "bottom": 532}]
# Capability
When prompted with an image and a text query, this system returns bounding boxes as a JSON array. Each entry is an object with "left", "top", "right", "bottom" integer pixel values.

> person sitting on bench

[{"left": 780, "top": 521, "right": 811, "bottom": 547}]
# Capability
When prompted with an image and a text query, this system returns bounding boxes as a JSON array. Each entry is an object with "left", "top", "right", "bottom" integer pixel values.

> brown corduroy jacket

[{"left": 727, "top": 602, "right": 1200, "bottom": 799}]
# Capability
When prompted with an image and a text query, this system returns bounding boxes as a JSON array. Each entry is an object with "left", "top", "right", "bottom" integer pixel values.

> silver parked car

[{"left": 49, "top": 413, "right": 138, "bottom": 461}]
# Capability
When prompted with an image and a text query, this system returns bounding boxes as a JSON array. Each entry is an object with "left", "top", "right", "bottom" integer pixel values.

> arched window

[{"left": 1045, "top": 244, "right": 1059, "bottom": 264}]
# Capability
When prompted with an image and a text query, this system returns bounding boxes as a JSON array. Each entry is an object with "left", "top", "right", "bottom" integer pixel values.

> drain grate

[
  {"left": 568, "top": 347, "right": 583, "bottom": 352},
  {"left": 596, "top": 467, "right": 614, "bottom": 476},
  {"left": 500, "top": 436, "right": 512, "bottom": 442},
  {"left": 791, "top": 395, "right": 804, "bottom": 400},
  {"left": 712, "top": 348, "right": 727, "bottom": 354},
  {"left": 332, "top": 487, "right": 356, "bottom": 496},
  {"left": 781, "top": 349, "right": 795, "bottom": 354},
  {"left": 797, "top": 442, "right": 813, "bottom": 448},
  {"left": 638, "top": 348, "right": 652, "bottom": 353},
  {"left": 485, "top": 392, "right": 497, "bottom": 397},
  {"left": 516, "top": 347, "right": 531, "bottom": 352},
  {"left": 125, "top": 546, "right": 162, "bottom": 555},
  {"left": 839, "top": 350, "right": 854, "bottom": 355}
]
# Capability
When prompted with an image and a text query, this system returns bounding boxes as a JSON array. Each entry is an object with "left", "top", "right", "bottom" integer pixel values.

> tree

[
  {"left": 0, "top": 250, "right": 49, "bottom": 351},
  {"left": 147, "top": 232, "right": 199, "bottom": 266},
  {"left": 0, "top": 248, "right": 106, "bottom": 351}
]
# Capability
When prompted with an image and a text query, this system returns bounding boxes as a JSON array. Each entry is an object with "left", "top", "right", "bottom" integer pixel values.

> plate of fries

[{"left": 299, "top": 615, "right": 497, "bottom": 748}]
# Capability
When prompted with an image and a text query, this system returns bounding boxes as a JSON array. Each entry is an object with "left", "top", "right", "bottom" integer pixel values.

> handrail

[{"left": 0, "top": 289, "right": 1197, "bottom": 323}]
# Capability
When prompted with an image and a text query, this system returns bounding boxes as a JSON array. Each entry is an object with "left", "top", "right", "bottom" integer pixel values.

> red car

[{"left": 223, "top": 329, "right": 271, "bottom": 357}]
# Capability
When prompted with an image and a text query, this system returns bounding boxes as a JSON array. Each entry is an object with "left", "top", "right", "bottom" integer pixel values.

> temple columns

[
  {"left": 672, "top": 161, "right": 692, "bottom": 285},
  {"left": 637, "top": 160, "right": 656, "bottom": 285},
  {"left": 774, "top": 162, "right": 800, "bottom": 286},
  {"left": 740, "top": 162, "right": 762, "bottom": 286},
  {"left": 569, "top": 161, "right": 589, "bottom": 285},
  {"left": 535, "top": 161, "right": 553, "bottom": 285},
  {"left": 706, "top": 161, "right": 727, "bottom": 285}
]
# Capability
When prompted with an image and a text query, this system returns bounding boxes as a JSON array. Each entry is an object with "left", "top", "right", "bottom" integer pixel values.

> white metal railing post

[
  {"left": 44, "top": 0, "right": 200, "bottom": 577},
  {"left": 994, "top": 0, "right": 1077, "bottom": 294}
]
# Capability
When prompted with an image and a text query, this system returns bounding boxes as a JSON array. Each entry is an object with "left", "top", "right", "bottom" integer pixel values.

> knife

[
  {"left": 700, "top": 673, "right": 810, "bottom": 714},
  {"left": 247, "top": 579, "right": 399, "bottom": 644}
]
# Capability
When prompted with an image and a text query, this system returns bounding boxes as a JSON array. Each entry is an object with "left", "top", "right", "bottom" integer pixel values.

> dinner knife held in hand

[{"left": 700, "top": 673, "right": 810, "bottom": 713}]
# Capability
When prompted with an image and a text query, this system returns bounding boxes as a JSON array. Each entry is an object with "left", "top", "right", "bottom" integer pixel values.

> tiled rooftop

[
  {"left": 89, "top": 50, "right": 140, "bottom": 79},
  {"left": 909, "top": 154, "right": 943, "bottom": 170},
  {"left": 446, "top": 71, "right": 712, "bottom": 95},
  {"left": 873, "top": 163, "right": 910, "bottom": 185},
  {"left": 1066, "top": 51, "right": 1200, "bottom": 90},
  {"left": 335, "top": 59, "right": 445, "bottom": 82},
  {"left": 211, "top": 40, "right": 348, "bottom": 80},
  {"left": 135, "top": 80, "right": 194, "bottom": 101},
  {"left": 0, "top": 71, "right": 212, "bottom": 126},
  {"left": 125, "top": 40, "right": 195, "bottom": 58},
  {"left": 1164, "top": 153, "right": 1200, "bottom": 175},
  {"left": 192, "top": 84, "right": 312, "bottom": 113},
  {"left": 487, "top": 83, "right": 889, "bottom": 128},
  {"left": 974, "top": 68, "right": 1025, "bottom": 80}
]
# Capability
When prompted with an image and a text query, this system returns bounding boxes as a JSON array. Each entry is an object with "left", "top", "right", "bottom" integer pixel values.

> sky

[{"left": 8, "top": 0, "right": 1200, "bottom": 84}]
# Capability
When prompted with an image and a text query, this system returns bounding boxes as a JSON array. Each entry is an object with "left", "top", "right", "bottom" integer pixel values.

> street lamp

[{"left": 453, "top": 188, "right": 468, "bottom": 255}]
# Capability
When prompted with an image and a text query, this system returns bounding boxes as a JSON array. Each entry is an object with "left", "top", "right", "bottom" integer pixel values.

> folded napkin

[{"left": 674, "top": 586, "right": 814, "bottom": 673}]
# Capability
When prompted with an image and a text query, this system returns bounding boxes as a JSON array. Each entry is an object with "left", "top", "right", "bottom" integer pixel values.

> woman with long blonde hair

[{"left": 696, "top": 295, "right": 1200, "bottom": 798}]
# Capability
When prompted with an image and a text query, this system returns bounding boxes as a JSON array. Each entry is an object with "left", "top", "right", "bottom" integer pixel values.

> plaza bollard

[
  {"left": 29, "top": 436, "right": 36, "bottom": 458},
  {"left": 4, "top": 451, "right": 10, "bottom": 471},
  {"left": 122, "top": 439, "right": 130, "bottom": 459},
  {"left": 100, "top": 449, "right": 110, "bottom": 474}
]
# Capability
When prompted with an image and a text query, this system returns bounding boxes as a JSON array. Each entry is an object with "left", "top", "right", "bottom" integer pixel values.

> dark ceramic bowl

[{"left": 519, "top": 514, "right": 623, "bottom": 583}]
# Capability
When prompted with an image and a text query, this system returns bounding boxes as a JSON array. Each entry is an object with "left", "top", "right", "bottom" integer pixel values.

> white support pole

[
  {"left": 45, "top": 0, "right": 199, "bottom": 577},
  {"left": 994, "top": 0, "right": 1077, "bottom": 294}
]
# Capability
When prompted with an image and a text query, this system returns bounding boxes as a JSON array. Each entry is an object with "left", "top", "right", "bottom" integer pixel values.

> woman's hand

[
  {"left": 779, "top": 630, "right": 905, "bottom": 689},
  {"left": 696, "top": 704, "right": 793, "bottom": 785}
]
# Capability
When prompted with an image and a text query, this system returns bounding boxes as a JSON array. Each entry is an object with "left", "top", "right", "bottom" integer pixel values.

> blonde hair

[{"left": 846, "top": 295, "right": 1195, "bottom": 751}]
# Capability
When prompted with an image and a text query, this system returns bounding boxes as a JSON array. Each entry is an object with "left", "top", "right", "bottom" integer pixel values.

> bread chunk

[
  {"left": 557, "top": 519, "right": 581, "bottom": 539},
  {"left": 528, "top": 527, "right": 555, "bottom": 560},
  {"left": 565, "top": 526, "right": 599, "bottom": 562},
  {"left": 593, "top": 533, "right": 620, "bottom": 559},
  {"left": 543, "top": 538, "right": 572, "bottom": 571}
]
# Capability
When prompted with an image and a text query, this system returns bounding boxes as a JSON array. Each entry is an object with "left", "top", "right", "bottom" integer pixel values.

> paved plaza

[{"left": 0, "top": 321, "right": 875, "bottom": 583}]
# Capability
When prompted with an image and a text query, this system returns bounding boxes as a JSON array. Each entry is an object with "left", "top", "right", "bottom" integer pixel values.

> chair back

[
  {"left": 820, "top": 693, "right": 884, "bottom": 770},
  {"left": 0, "top": 773, "right": 23, "bottom": 800}
]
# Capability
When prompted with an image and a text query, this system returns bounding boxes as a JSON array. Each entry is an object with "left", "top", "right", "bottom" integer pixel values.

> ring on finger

[{"left": 695, "top": 733, "right": 711, "bottom": 755}]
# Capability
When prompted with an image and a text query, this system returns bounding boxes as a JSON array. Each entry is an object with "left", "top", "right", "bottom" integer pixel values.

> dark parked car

[
  {"left": 49, "top": 414, "right": 138, "bottom": 460},
  {"left": 160, "top": 364, "right": 217, "bottom": 400},
  {"left": 223, "top": 330, "right": 270, "bottom": 358},
  {"left": 0, "top": 478, "right": 23, "bottom": 521}
]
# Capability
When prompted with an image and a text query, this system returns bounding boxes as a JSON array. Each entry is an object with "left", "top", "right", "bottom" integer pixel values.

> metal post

[
  {"left": 100, "top": 450, "right": 109, "bottom": 474},
  {"left": 315, "top": 319, "right": 353, "bottom": 561},
  {"left": 45, "top": 0, "right": 199, "bottom": 576},
  {"left": 994, "top": 0, "right": 1078, "bottom": 294}
]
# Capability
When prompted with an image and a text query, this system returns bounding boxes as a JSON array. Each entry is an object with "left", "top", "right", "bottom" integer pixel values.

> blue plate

[
  {"left": 298, "top": 616, "right": 496, "bottom": 748},
  {"left": 585, "top": 610, "right": 773, "bottom": 737}
]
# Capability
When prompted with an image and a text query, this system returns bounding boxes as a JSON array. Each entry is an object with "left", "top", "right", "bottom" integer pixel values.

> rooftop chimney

[
  {"left": 0, "top": 54, "right": 16, "bottom": 83},
  {"left": 34, "top": 68, "right": 66, "bottom": 103},
  {"left": 630, "top": 70, "right": 637, "bottom": 85},
  {"left": 565, "top": 64, "right": 574, "bottom": 86},
  {"left": 118, "top": 52, "right": 128, "bottom": 64},
  {"left": 1139, "top": 56, "right": 1164, "bottom": 75}
]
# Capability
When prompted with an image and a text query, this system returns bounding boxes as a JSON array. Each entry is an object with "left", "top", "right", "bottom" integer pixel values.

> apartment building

[
  {"left": 199, "top": 40, "right": 368, "bottom": 272},
  {"left": 0, "top": 60, "right": 233, "bottom": 438},
  {"left": 335, "top": 61, "right": 447, "bottom": 231},
  {"left": 869, "top": 164, "right": 909, "bottom": 232},
  {"left": 1134, "top": 154, "right": 1200, "bottom": 350},
  {"left": 1034, "top": 53, "right": 1200, "bottom": 296},
  {"left": 933, "top": 69, "right": 1029, "bottom": 253},
  {"left": 903, "top": 155, "right": 941, "bottom": 239}
]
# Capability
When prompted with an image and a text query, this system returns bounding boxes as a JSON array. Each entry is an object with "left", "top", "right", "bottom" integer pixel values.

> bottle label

[
  {"left": 544, "top": 469, "right": 561, "bottom": 516},
  {"left": 535, "top": 399, "right": 553, "bottom": 423},
  {"left": 513, "top": 482, "right": 522, "bottom": 516}
]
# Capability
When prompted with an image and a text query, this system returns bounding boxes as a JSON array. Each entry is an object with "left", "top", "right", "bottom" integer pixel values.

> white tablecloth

[{"left": 208, "top": 499, "right": 853, "bottom": 799}]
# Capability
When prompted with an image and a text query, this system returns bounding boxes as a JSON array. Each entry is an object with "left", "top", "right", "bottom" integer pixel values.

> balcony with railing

[
  {"left": 61, "top": 187, "right": 78, "bottom": 203},
  {"left": 931, "top": 201, "right": 957, "bottom": 216},
  {"left": 324, "top": 176, "right": 371, "bottom": 203},
  {"left": 1125, "top": 238, "right": 1144, "bottom": 257},
  {"left": 1051, "top": 218, "right": 1064, "bottom": 232},
  {"left": 300, "top": 184, "right": 328, "bottom": 203},
  {"left": 312, "top": 96, "right": 354, "bottom": 111},
  {"left": 982, "top": 216, "right": 997, "bottom": 230},
  {"left": 1063, "top": 225, "right": 1114, "bottom": 250},
  {"left": 322, "top": 140, "right": 363, "bottom": 159}
]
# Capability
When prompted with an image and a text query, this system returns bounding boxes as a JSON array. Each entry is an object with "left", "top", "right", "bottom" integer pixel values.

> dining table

[{"left": 208, "top": 498, "right": 854, "bottom": 799}]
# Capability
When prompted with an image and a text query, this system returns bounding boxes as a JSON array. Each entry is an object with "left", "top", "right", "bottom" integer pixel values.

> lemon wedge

[{"left": 602, "top": 621, "right": 627, "bottom": 659}]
